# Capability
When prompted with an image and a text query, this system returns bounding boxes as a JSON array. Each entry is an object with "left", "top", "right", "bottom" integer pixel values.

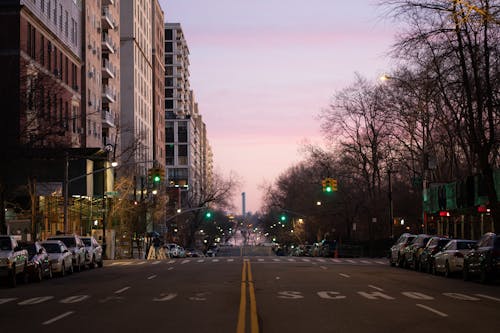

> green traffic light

[
  {"left": 325, "top": 186, "right": 332, "bottom": 192},
  {"left": 205, "top": 211, "right": 212, "bottom": 218},
  {"left": 153, "top": 175, "right": 161, "bottom": 182},
  {"left": 280, "top": 215, "right": 286, "bottom": 222}
]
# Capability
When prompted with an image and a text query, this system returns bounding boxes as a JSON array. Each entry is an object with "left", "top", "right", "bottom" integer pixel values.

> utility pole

[{"left": 388, "top": 168, "right": 394, "bottom": 239}]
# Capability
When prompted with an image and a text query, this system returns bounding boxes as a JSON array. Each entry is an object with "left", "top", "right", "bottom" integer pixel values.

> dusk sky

[{"left": 159, "top": 0, "right": 400, "bottom": 213}]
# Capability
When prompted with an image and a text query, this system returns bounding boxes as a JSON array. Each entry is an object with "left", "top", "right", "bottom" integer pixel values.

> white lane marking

[
  {"left": 331, "top": 259, "right": 341, "bottom": 263},
  {"left": 375, "top": 261, "right": 386, "bottom": 265},
  {"left": 212, "top": 259, "right": 219, "bottom": 262},
  {"left": 114, "top": 286, "right": 131, "bottom": 294},
  {"left": 302, "top": 258, "right": 311, "bottom": 262},
  {"left": 258, "top": 258, "right": 264, "bottom": 262},
  {"left": 288, "top": 258, "right": 296, "bottom": 262},
  {"left": 60, "top": 295, "right": 90, "bottom": 304},
  {"left": 0, "top": 298, "right": 17, "bottom": 305},
  {"left": 416, "top": 304, "right": 448, "bottom": 317},
  {"left": 42, "top": 311, "right": 74, "bottom": 325},
  {"left": 110, "top": 262, "right": 122, "bottom": 266},
  {"left": 339, "top": 273, "right": 350, "bottom": 278},
  {"left": 153, "top": 293, "right": 177, "bottom": 302},
  {"left": 227, "top": 259, "right": 234, "bottom": 262},
  {"left": 475, "top": 294, "right": 500, "bottom": 302},
  {"left": 168, "top": 260, "right": 175, "bottom": 264},
  {"left": 442, "top": 293, "right": 480, "bottom": 301},
  {"left": 368, "top": 285, "right": 384, "bottom": 292},
  {"left": 360, "top": 260, "right": 371, "bottom": 264},
  {"left": 346, "top": 259, "right": 355, "bottom": 263},
  {"left": 317, "top": 259, "right": 326, "bottom": 263},
  {"left": 18, "top": 296, "right": 54, "bottom": 305},
  {"left": 181, "top": 260, "right": 190, "bottom": 264},
  {"left": 273, "top": 259, "right": 280, "bottom": 262},
  {"left": 152, "top": 261, "right": 162, "bottom": 265},
  {"left": 320, "top": 266, "right": 328, "bottom": 270},
  {"left": 136, "top": 261, "right": 146, "bottom": 265},
  {"left": 147, "top": 275, "right": 157, "bottom": 280},
  {"left": 197, "top": 259, "right": 204, "bottom": 263},
  {"left": 168, "top": 267, "right": 174, "bottom": 271}
]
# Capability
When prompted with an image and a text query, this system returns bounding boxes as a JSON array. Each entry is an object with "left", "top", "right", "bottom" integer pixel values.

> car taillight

[{"left": 454, "top": 252, "right": 463, "bottom": 258}]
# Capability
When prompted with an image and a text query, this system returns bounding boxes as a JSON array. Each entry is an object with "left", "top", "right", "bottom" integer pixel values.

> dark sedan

[
  {"left": 19, "top": 241, "right": 52, "bottom": 282},
  {"left": 419, "top": 236, "right": 450, "bottom": 273},
  {"left": 463, "top": 232, "right": 500, "bottom": 283}
]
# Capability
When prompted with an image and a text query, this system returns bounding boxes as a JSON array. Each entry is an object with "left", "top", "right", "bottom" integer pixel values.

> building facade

[
  {"left": 164, "top": 23, "right": 213, "bottom": 208},
  {"left": 152, "top": 0, "right": 165, "bottom": 171},
  {"left": 119, "top": 0, "right": 153, "bottom": 175}
]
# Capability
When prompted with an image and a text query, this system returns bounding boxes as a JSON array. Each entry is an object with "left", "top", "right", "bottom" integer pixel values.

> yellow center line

[
  {"left": 236, "top": 260, "right": 260, "bottom": 333},
  {"left": 236, "top": 259, "right": 247, "bottom": 333},
  {"left": 247, "top": 260, "right": 260, "bottom": 333}
]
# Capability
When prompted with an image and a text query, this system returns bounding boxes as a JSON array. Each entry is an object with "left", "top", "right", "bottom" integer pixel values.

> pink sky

[{"left": 159, "top": 0, "right": 400, "bottom": 213}]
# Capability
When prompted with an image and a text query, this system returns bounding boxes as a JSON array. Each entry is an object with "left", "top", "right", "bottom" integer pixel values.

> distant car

[
  {"left": 433, "top": 239, "right": 476, "bottom": 277},
  {"left": 46, "top": 235, "right": 86, "bottom": 272},
  {"left": 419, "top": 236, "right": 450, "bottom": 273},
  {"left": 463, "top": 232, "right": 500, "bottom": 283},
  {"left": 403, "top": 234, "right": 432, "bottom": 270},
  {"left": 389, "top": 233, "right": 416, "bottom": 267},
  {"left": 80, "top": 236, "right": 103, "bottom": 268},
  {"left": 164, "top": 243, "right": 185, "bottom": 258},
  {"left": 41, "top": 240, "right": 73, "bottom": 276},
  {"left": 19, "top": 241, "right": 53, "bottom": 282},
  {"left": 0, "top": 235, "right": 29, "bottom": 287}
]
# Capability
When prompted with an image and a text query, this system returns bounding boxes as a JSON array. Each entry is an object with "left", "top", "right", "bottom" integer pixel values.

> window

[
  {"left": 178, "top": 122, "right": 187, "bottom": 142},
  {"left": 165, "top": 29, "right": 172, "bottom": 40},
  {"left": 165, "top": 99, "right": 173, "bottom": 109},
  {"left": 166, "top": 122, "right": 174, "bottom": 142},
  {"left": 166, "top": 144, "right": 174, "bottom": 165},
  {"left": 165, "top": 55, "right": 173, "bottom": 65},
  {"left": 40, "top": 35, "right": 45, "bottom": 65},
  {"left": 165, "top": 42, "right": 173, "bottom": 52},
  {"left": 178, "top": 145, "right": 188, "bottom": 165},
  {"left": 166, "top": 89, "right": 173, "bottom": 98},
  {"left": 27, "top": 23, "right": 36, "bottom": 58},
  {"left": 64, "top": 11, "right": 68, "bottom": 38}
]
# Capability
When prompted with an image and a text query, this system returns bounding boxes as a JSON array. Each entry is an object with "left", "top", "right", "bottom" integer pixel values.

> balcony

[
  {"left": 102, "top": 85, "right": 116, "bottom": 103},
  {"left": 101, "top": 33, "right": 115, "bottom": 54},
  {"left": 101, "top": 7, "right": 116, "bottom": 30},
  {"left": 101, "top": 110, "right": 116, "bottom": 128},
  {"left": 101, "top": 59, "right": 115, "bottom": 79}
]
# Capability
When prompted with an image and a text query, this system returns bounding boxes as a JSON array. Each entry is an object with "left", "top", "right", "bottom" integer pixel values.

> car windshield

[
  {"left": 22, "top": 244, "right": 37, "bottom": 256},
  {"left": 438, "top": 239, "right": 450, "bottom": 247},
  {"left": 457, "top": 242, "right": 475, "bottom": 250},
  {"left": 81, "top": 238, "right": 91, "bottom": 246},
  {"left": 0, "top": 238, "right": 12, "bottom": 250},
  {"left": 43, "top": 243, "right": 62, "bottom": 253},
  {"left": 51, "top": 237, "right": 76, "bottom": 247}
]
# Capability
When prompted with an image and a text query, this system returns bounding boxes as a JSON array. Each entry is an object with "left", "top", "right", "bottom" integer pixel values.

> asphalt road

[{"left": 1, "top": 256, "right": 499, "bottom": 333}]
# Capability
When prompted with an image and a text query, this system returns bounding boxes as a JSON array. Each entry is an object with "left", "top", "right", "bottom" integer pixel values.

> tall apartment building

[
  {"left": 152, "top": 0, "right": 165, "bottom": 170},
  {"left": 1, "top": 0, "right": 83, "bottom": 151},
  {"left": 82, "top": 0, "right": 120, "bottom": 151},
  {"left": 164, "top": 23, "right": 213, "bottom": 207},
  {"left": 119, "top": 0, "right": 154, "bottom": 175}
]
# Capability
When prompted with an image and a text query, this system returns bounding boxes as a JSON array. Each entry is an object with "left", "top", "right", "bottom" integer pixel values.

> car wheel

[
  {"left": 61, "top": 263, "right": 66, "bottom": 277},
  {"left": 479, "top": 265, "right": 491, "bottom": 284},
  {"left": 463, "top": 264, "right": 470, "bottom": 281},
  {"left": 75, "top": 259, "right": 81, "bottom": 272},
  {"left": 35, "top": 265, "right": 43, "bottom": 282},
  {"left": 397, "top": 255, "right": 404, "bottom": 268},
  {"left": 8, "top": 267, "right": 17, "bottom": 288},
  {"left": 444, "top": 262, "right": 451, "bottom": 278}
]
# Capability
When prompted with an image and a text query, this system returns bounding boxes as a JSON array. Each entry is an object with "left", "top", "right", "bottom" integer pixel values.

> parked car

[
  {"left": 419, "top": 236, "right": 450, "bottom": 273},
  {"left": 403, "top": 234, "right": 432, "bottom": 270},
  {"left": 0, "top": 235, "right": 29, "bottom": 287},
  {"left": 19, "top": 241, "right": 52, "bottom": 282},
  {"left": 319, "top": 240, "right": 337, "bottom": 257},
  {"left": 80, "top": 236, "right": 103, "bottom": 268},
  {"left": 433, "top": 239, "right": 476, "bottom": 277},
  {"left": 463, "top": 232, "right": 500, "bottom": 283},
  {"left": 41, "top": 240, "right": 73, "bottom": 276},
  {"left": 46, "top": 235, "right": 86, "bottom": 272},
  {"left": 389, "top": 233, "right": 416, "bottom": 267}
]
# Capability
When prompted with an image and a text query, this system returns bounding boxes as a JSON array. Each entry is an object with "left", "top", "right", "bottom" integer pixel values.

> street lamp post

[{"left": 388, "top": 168, "right": 394, "bottom": 239}]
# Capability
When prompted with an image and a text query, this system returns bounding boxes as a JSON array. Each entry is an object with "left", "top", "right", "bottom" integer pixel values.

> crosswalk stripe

[
  {"left": 227, "top": 259, "right": 234, "bottom": 262},
  {"left": 168, "top": 260, "right": 175, "bottom": 264},
  {"left": 273, "top": 259, "right": 281, "bottom": 262},
  {"left": 375, "top": 261, "right": 386, "bottom": 265},
  {"left": 332, "top": 259, "right": 341, "bottom": 263},
  {"left": 181, "top": 260, "right": 190, "bottom": 264},
  {"left": 136, "top": 261, "right": 146, "bottom": 265},
  {"left": 151, "top": 261, "right": 162, "bottom": 265},
  {"left": 287, "top": 258, "right": 296, "bottom": 262},
  {"left": 302, "top": 258, "right": 311, "bottom": 262},
  {"left": 197, "top": 259, "right": 205, "bottom": 263},
  {"left": 346, "top": 260, "right": 355, "bottom": 263},
  {"left": 212, "top": 259, "right": 219, "bottom": 262},
  {"left": 360, "top": 260, "right": 371, "bottom": 264}
]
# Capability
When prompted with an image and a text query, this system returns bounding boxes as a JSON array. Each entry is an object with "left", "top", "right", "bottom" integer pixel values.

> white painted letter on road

[
  {"left": 153, "top": 293, "right": 178, "bottom": 302},
  {"left": 442, "top": 293, "right": 480, "bottom": 301},
  {"left": 401, "top": 292, "right": 434, "bottom": 300},
  {"left": 357, "top": 292, "right": 394, "bottom": 300},
  {"left": 277, "top": 291, "right": 304, "bottom": 299},
  {"left": 317, "top": 291, "right": 346, "bottom": 300}
]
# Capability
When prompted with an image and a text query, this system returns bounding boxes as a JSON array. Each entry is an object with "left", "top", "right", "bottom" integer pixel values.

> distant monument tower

[{"left": 242, "top": 192, "right": 246, "bottom": 217}]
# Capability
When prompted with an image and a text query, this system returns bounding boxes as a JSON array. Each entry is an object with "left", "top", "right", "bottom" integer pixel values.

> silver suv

[
  {"left": 46, "top": 235, "right": 86, "bottom": 272},
  {"left": 389, "top": 233, "right": 416, "bottom": 267},
  {"left": 0, "top": 235, "right": 29, "bottom": 287},
  {"left": 80, "top": 236, "right": 103, "bottom": 268}
]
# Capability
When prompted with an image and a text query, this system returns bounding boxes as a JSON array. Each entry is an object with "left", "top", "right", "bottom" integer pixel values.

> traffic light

[
  {"left": 331, "top": 179, "right": 338, "bottom": 191},
  {"left": 322, "top": 178, "right": 338, "bottom": 193},
  {"left": 280, "top": 214, "right": 286, "bottom": 222},
  {"left": 325, "top": 179, "right": 333, "bottom": 193},
  {"left": 205, "top": 211, "right": 212, "bottom": 219}
]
